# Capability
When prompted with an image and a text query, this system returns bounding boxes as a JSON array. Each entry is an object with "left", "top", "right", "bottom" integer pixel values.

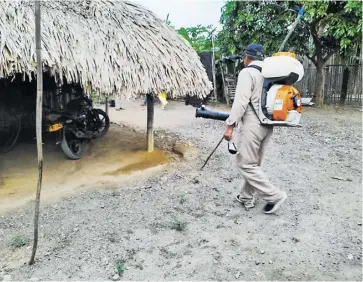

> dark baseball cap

[{"left": 242, "top": 43, "right": 265, "bottom": 60}]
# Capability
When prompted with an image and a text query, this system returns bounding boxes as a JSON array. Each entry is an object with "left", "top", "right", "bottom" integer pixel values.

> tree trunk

[
  {"left": 29, "top": 0, "right": 43, "bottom": 265},
  {"left": 314, "top": 63, "right": 325, "bottom": 107},
  {"left": 339, "top": 67, "right": 350, "bottom": 106},
  {"left": 146, "top": 94, "right": 154, "bottom": 152}
]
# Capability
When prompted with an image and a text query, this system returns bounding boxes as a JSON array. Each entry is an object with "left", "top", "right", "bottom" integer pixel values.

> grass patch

[
  {"left": 179, "top": 194, "right": 186, "bottom": 204},
  {"left": 171, "top": 220, "right": 187, "bottom": 231},
  {"left": 155, "top": 128, "right": 167, "bottom": 136},
  {"left": 115, "top": 261, "right": 125, "bottom": 275},
  {"left": 11, "top": 235, "right": 26, "bottom": 248}
]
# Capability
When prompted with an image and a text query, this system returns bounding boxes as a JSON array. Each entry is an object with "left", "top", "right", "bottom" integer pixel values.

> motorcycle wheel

[
  {"left": 60, "top": 128, "right": 84, "bottom": 160},
  {"left": 92, "top": 108, "right": 110, "bottom": 138}
]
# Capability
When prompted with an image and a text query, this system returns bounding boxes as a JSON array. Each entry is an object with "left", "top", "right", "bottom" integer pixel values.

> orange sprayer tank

[{"left": 272, "top": 85, "right": 302, "bottom": 121}]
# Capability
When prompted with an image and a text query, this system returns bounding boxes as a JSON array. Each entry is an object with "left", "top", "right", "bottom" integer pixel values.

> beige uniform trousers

[{"left": 236, "top": 111, "right": 284, "bottom": 203}]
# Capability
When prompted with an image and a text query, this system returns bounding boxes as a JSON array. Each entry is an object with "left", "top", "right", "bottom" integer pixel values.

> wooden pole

[
  {"left": 146, "top": 94, "right": 154, "bottom": 152},
  {"left": 29, "top": 0, "right": 43, "bottom": 265},
  {"left": 278, "top": 4, "right": 305, "bottom": 52},
  {"left": 211, "top": 34, "right": 217, "bottom": 101},
  {"left": 220, "top": 64, "right": 230, "bottom": 106},
  {"left": 105, "top": 96, "right": 109, "bottom": 115}
]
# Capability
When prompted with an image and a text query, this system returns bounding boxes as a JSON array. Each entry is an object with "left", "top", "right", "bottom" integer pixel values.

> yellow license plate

[{"left": 48, "top": 123, "right": 63, "bottom": 132}]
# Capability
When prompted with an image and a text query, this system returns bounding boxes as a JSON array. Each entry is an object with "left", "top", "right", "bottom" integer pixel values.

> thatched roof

[{"left": 0, "top": 0, "right": 212, "bottom": 98}]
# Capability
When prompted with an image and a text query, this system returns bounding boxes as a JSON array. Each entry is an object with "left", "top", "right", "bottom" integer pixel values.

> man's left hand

[{"left": 224, "top": 126, "right": 234, "bottom": 141}]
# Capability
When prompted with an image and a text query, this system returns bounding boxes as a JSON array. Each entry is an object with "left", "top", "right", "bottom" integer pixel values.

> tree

[
  {"left": 177, "top": 25, "right": 217, "bottom": 52},
  {"left": 165, "top": 15, "right": 218, "bottom": 53},
  {"left": 218, "top": 0, "right": 362, "bottom": 106}
]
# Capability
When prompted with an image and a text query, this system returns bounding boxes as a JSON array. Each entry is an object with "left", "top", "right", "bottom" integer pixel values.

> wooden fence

[{"left": 295, "top": 63, "right": 362, "bottom": 105}]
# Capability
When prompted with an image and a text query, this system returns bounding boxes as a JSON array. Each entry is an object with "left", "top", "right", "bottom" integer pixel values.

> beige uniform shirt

[{"left": 226, "top": 61, "right": 264, "bottom": 126}]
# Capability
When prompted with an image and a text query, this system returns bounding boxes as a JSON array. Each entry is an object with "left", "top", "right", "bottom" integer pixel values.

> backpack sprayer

[
  {"left": 198, "top": 4, "right": 305, "bottom": 169},
  {"left": 196, "top": 4, "right": 305, "bottom": 127}
]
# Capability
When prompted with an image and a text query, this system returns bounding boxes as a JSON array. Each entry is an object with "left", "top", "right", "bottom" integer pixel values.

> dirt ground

[
  {"left": 0, "top": 123, "right": 170, "bottom": 214},
  {"left": 0, "top": 100, "right": 362, "bottom": 281}
]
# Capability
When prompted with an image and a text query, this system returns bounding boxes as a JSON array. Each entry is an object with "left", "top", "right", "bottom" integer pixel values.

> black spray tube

[{"left": 195, "top": 106, "right": 229, "bottom": 121}]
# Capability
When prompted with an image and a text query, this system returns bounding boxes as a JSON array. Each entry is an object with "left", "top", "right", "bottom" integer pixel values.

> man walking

[{"left": 223, "top": 43, "right": 287, "bottom": 214}]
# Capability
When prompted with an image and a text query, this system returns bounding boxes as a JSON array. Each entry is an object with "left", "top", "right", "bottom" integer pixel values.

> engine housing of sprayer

[{"left": 257, "top": 52, "right": 304, "bottom": 127}]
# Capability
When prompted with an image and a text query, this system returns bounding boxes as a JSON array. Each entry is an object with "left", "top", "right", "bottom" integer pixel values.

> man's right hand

[{"left": 224, "top": 126, "right": 234, "bottom": 141}]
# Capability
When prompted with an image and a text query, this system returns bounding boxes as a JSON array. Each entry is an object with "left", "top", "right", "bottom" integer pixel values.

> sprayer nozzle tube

[{"left": 195, "top": 107, "right": 229, "bottom": 121}]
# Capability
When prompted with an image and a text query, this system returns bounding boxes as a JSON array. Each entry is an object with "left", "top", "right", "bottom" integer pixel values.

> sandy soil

[
  {"left": 0, "top": 100, "right": 362, "bottom": 281},
  {"left": 0, "top": 123, "right": 171, "bottom": 215}
]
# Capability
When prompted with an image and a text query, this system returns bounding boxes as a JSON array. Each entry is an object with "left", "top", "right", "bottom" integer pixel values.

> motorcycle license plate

[{"left": 48, "top": 123, "right": 63, "bottom": 132}]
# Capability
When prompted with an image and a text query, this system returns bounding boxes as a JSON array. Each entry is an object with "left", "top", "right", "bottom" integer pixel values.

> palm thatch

[{"left": 0, "top": 0, "right": 212, "bottom": 98}]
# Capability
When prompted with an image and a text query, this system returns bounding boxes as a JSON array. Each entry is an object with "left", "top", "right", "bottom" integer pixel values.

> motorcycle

[{"left": 44, "top": 93, "right": 109, "bottom": 160}]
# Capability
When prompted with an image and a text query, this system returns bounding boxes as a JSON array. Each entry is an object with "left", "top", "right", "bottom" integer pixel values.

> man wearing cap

[{"left": 223, "top": 43, "right": 287, "bottom": 214}]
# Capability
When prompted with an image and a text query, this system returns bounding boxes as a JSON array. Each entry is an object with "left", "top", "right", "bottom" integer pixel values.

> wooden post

[
  {"left": 220, "top": 64, "right": 230, "bottom": 106},
  {"left": 211, "top": 34, "right": 217, "bottom": 101},
  {"left": 105, "top": 96, "right": 109, "bottom": 115},
  {"left": 29, "top": 0, "right": 43, "bottom": 265},
  {"left": 146, "top": 94, "right": 154, "bottom": 152}
]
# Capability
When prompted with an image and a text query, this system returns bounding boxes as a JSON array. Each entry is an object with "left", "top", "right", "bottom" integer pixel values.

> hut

[{"left": 0, "top": 0, "right": 212, "bottom": 151}]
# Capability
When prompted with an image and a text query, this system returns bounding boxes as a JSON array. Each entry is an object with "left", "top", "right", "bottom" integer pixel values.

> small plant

[
  {"left": 115, "top": 262, "right": 125, "bottom": 275},
  {"left": 11, "top": 235, "right": 26, "bottom": 248},
  {"left": 90, "top": 91, "right": 99, "bottom": 101},
  {"left": 171, "top": 220, "right": 187, "bottom": 231},
  {"left": 179, "top": 194, "right": 186, "bottom": 204},
  {"left": 155, "top": 129, "right": 167, "bottom": 136}
]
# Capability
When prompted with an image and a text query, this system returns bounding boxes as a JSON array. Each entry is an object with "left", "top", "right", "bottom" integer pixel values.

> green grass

[
  {"left": 115, "top": 262, "right": 125, "bottom": 275},
  {"left": 179, "top": 194, "right": 186, "bottom": 204},
  {"left": 155, "top": 128, "right": 167, "bottom": 136},
  {"left": 171, "top": 220, "right": 187, "bottom": 231},
  {"left": 11, "top": 235, "right": 26, "bottom": 248}
]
